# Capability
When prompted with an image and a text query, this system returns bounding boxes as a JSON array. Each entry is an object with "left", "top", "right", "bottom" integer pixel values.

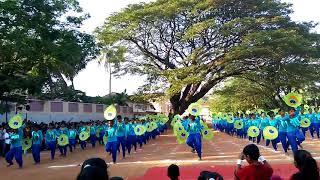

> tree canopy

[
  {"left": 0, "top": 0, "right": 99, "bottom": 112},
  {"left": 97, "top": 0, "right": 320, "bottom": 114}
]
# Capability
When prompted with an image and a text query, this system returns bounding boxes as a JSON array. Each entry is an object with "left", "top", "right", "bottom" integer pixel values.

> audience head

[
  {"left": 268, "top": 111, "right": 275, "bottom": 118},
  {"left": 242, "top": 144, "right": 260, "bottom": 164},
  {"left": 109, "top": 177, "right": 124, "bottom": 180},
  {"left": 198, "top": 171, "right": 224, "bottom": 180},
  {"left": 167, "top": 164, "right": 180, "bottom": 180},
  {"left": 117, "top": 115, "right": 122, "bottom": 122},
  {"left": 292, "top": 150, "right": 319, "bottom": 180},
  {"left": 77, "top": 158, "right": 109, "bottom": 180}
]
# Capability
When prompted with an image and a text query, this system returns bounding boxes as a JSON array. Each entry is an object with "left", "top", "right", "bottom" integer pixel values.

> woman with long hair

[{"left": 291, "top": 150, "right": 319, "bottom": 180}]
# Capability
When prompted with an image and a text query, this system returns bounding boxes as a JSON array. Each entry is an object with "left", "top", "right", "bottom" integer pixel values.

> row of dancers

[
  {"left": 212, "top": 106, "right": 320, "bottom": 154},
  {"left": 4, "top": 115, "right": 167, "bottom": 168}
]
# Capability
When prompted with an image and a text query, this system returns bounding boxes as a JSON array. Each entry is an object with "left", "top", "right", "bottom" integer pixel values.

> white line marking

[{"left": 48, "top": 164, "right": 80, "bottom": 169}]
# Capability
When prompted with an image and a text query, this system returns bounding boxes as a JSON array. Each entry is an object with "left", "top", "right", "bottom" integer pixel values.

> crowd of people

[
  {"left": 0, "top": 115, "right": 168, "bottom": 168},
  {"left": 212, "top": 105, "right": 319, "bottom": 154},
  {"left": 77, "top": 144, "right": 319, "bottom": 180}
]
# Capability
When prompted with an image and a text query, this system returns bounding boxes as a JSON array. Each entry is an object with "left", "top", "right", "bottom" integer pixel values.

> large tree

[
  {"left": 97, "top": 0, "right": 320, "bottom": 114},
  {"left": 0, "top": 0, "right": 99, "bottom": 110}
]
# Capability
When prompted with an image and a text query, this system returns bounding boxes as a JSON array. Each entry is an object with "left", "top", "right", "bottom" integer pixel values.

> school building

[{"left": 0, "top": 99, "right": 171, "bottom": 124}]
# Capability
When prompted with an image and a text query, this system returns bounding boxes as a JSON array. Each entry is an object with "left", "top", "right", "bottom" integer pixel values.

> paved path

[{"left": 0, "top": 130, "right": 319, "bottom": 180}]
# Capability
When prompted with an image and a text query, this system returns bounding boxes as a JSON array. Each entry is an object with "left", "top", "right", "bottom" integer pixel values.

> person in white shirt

[
  {"left": 0, "top": 126, "right": 5, "bottom": 157},
  {"left": 4, "top": 128, "right": 11, "bottom": 156}
]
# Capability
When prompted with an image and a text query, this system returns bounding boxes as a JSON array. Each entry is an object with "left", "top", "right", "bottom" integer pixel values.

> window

[
  {"left": 29, "top": 101, "right": 44, "bottom": 112},
  {"left": 96, "top": 105, "right": 103, "bottom": 113},
  {"left": 123, "top": 107, "right": 128, "bottom": 113},
  {"left": 68, "top": 103, "right": 79, "bottom": 112},
  {"left": 51, "top": 102, "right": 63, "bottom": 112},
  {"left": 83, "top": 104, "right": 92, "bottom": 113}
]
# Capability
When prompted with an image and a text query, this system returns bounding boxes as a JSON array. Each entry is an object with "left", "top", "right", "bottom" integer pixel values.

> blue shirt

[
  {"left": 32, "top": 130, "right": 43, "bottom": 145},
  {"left": 287, "top": 116, "right": 300, "bottom": 132},
  {"left": 259, "top": 118, "right": 269, "bottom": 130},
  {"left": 186, "top": 118, "right": 202, "bottom": 134},
  {"left": 126, "top": 123, "right": 135, "bottom": 136},
  {"left": 10, "top": 128, "right": 24, "bottom": 148},
  {"left": 46, "top": 129, "right": 58, "bottom": 142},
  {"left": 114, "top": 120, "right": 126, "bottom": 137},
  {"left": 90, "top": 126, "right": 96, "bottom": 135},
  {"left": 58, "top": 128, "right": 69, "bottom": 137},
  {"left": 106, "top": 126, "right": 117, "bottom": 142},
  {"left": 277, "top": 116, "right": 288, "bottom": 132},
  {"left": 268, "top": 118, "right": 278, "bottom": 128},
  {"left": 69, "top": 129, "right": 77, "bottom": 139}
]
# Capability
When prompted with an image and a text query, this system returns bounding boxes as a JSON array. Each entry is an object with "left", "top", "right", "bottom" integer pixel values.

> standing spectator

[
  {"left": 235, "top": 144, "right": 273, "bottom": 180},
  {"left": 0, "top": 125, "right": 5, "bottom": 157},
  {"left": 167, "top": 164, "right": 180, "bottom": 180},
  {"left": 4, "top": 127, "right": 11, "bottom": 156},
  {"left": 290, "top": 150, "right": 319, "bottom": 180}
]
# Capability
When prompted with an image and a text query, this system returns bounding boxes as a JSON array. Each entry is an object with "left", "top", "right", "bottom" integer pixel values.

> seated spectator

[
  {"left": 290, "top": 150, "right": 319, "bottom": 180},
  {"left": 77, "top": 158, "right": 109, "bottom": 180},
  {"left": 234, "top": 144, "right": 273, "bottom": 180},
  {"left": 109, "top": 177, "right": 124, "bottom": 180},
  {"left": 167, "top": 164, "right": 180, "bottom": 180},
  {"left": 198, "top": 171, "right": 224, "bottom": 180}
]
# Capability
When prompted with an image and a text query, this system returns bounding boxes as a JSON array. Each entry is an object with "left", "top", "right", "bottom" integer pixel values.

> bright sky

[{"left": 73, "top": 0, "right": 320, "bottom": 97}]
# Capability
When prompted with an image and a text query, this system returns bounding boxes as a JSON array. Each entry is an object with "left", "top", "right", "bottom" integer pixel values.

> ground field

[{"left": 1, "top": 130, "right": 319, "bottom": 180}]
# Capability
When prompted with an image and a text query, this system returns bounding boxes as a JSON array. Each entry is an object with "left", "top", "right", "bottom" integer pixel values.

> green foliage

[
  {"left": 97, "top": 0, "right": 320, "bottom": 114},
  {"left": 0, "top": 0, "right": 99, "bottom": 108}
]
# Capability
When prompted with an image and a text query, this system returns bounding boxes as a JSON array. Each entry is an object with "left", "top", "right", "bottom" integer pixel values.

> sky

[{"left": 73, "top": 0, "right": 320, "bottom": 97}]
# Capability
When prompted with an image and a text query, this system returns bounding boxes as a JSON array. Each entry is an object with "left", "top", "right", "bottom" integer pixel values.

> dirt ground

[{"left": 1, "top": 130, "right": 319, "bottom": 180}]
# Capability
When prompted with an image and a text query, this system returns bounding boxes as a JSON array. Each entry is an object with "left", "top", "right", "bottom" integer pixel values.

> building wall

[{"left": 0, "top": 99, "right": 135, "bottom": 123}]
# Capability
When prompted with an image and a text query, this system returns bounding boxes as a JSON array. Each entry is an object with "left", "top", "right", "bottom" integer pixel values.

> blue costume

[
  {"left": 69, "top": 129, "right": 77, "bottom": 152},
  {"left": 309, "top": 112, "right": 320, "bottom": 138},
  {"left": 265, "top": 118, "right": 279, "bottom": 151},
  {"left": 186, "top": 117, "right": 203, "bottom": 159},
  {"left": 45, "top": 129, "right": 58, "bottom": 160},
  {"left": 57, "top": 127, "right": 69, "bottom": 156},
  {"left": 105, "top": 125, "right": 118, "bottom": 163},
  {"left": 6, "top": 127, "right": 24, "bottom": 167},
  {"left": 89, "top": 125, "right": 97, "bottom": 148},
  {"left": 114, "top": 119, "right": 127, "bottom": 158},
  {"left": 78, "top": 126, "right": 87, "bottom": 150},
  {"left": 31, "top": 130, "right": 43, "bottom": 163},
  {"left": 126, "top": 122, "right": 137, "bottom": 154}
]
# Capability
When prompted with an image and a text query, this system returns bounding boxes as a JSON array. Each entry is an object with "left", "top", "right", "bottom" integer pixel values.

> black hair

[
  {"left": 167, "top": 164, "right": 180, "bottom": 180},
  {"left": 124, "top": 117, "right": 129, "bottom": 121},
  {"left": 267, "top": 111, "right": 274, "bottom": 117},
  {"left": 243, "top": 144, "right": 260, "bottom": 161},
  {"left": 291, "top": 150, "right": 319, "bottom": 180},
  {"left": 117, "top": 115, "right": 122, "bottom": 119},
  {"left": 198, "top": 171, "right": 224, "bottom": 180},
  {"left": 77, "top": 158, "right": 109, "bottom": 180},
  {"left": 77, "top": 166, "right": 108, "bottom": 180},
  {"left": 110, "top": 177, "right": 124, "bottom": 180}
]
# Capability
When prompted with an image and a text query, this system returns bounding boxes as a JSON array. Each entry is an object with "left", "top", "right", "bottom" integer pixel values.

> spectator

[
  {"left": 290, "top": 150, "right": 319, "bottom": 180},
  {"left": 77, "top": 158, "right": 109, "bottom": 180},
  {"left": 198, "top": 171, "right": 224, "bottom": 180},
  {"left": 235, "top": 144, "right": 273, "bottom": 180},
  {"left": 4, "top": 127, "right": 11, "bottom": 156},
  {"left": 167, "top": 164, "right": 180, "bottom": 180},
  {"left": 109, "top": 177, "right": 124, "bottom": 180},
  {"left": 0, "top": 125, "right": 5, "bottom": 157}
]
